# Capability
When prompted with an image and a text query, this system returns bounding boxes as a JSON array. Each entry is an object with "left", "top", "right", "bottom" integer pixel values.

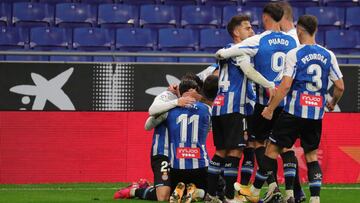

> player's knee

[
  {"left": 215, "top": 150, "right": 226, "bottom": 158},
  {"left": 265, "top": 143, "right": 281, "bottom": 159},
  {"left": 305, "top": 150, "right": 318, "bottom": 162},
  {"left": 227, "top": 148, "right": 242, "bottom": 158},
  {"left": 156, "top": 188, "right": 170, "bottom": 201}
]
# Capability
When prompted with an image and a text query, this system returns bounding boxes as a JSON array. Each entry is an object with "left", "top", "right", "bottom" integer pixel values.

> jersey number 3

[
  {"left": 306, "top": 64, "right": 322, "bottom": 92},
  {"left": 176, "top": 114, "right": 199, "bottom": 144}
]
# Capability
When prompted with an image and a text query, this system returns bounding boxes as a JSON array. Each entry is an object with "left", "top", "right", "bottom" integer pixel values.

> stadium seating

[
  {"left": 38, "top": 0, "right": 72, "bottom": 4},
  {"left": 181, "top": 5, "right": 221, "bottom": 28},
  {"left": 346, "top": 7, "right": 360, "bottom": 30},
  {"left": 242, "top": 0, "right": 320, "bottom": 7},
  {"left": 222, "top": 6, "right": 261, "bottom": 28},
  {"left": 93, "top": 56, "right": 136, "bottom": 62},
  {"left": 305, "top": 7, "right": 344, "bottom": 30},
  {"left": 80, "top": 0, "right": 114, "bottom": 4},
  {"left": 323, "top": 0, "right": 359, "bottom": 7},
  {"left": 348, "top": 51, "right": 360, "bottom": 64},
  {"left": 6, "top": 55, "right": 49, "bottom": 61},
  {"left": 139, "top": 5, "right": 178, "bottom": 28},
  {"left": 30, "top": 27, "right": 70, "bottom": 50},
  {"left": 325, "top": 30, "right": 359, "bottom": 51},
  {"left": 137, "top": 55, "right": 178, "bottom": 62},
  {"left": 316, "top": 30, "right": 325, "bottom": 46},
  {"left": 178, "top": 52, "right": 216, "bottom": 63},
  {"left": 162, "top": 0, "right": 198, "bottom": 5},
  {"left": 0, "top": 3, "right": 10, "bottom": 26},
  {"left": 116, "top": 28, "right": 156, "bottom": 51},
  {"left": 98, "top": 4, "right": 138, "bottom": 28},
  {"left": 50, "top": 55, "right": 92, "bottom": 62},
  {"left": 0, "top": 27, "right": 27, "bottom": 50},
  {"left": 158, "top": 28, "right": 197, "bottom": 51},
  {"left": 13, "top": 2, "right": 54, "bottom": 27},
  {"left": 202, "top": 0, "right": 238, "bottom": 6},
  {"left": 200, "top": 28, "right": 232, "bottom": 52},
  {"left": 55, "top": 3, "right": 96, "bottom": 28},
  {"left": 73, "top": 27, "right": 113, "bottom": 51},
  {"left": 121, "top": 0, "right": 158, "bottom": 5}
]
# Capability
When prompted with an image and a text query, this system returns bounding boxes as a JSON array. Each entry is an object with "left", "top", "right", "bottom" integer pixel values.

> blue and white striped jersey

[
  {"left": 245, "top": 81, "right": 256, "bottom": 116},
  {"left": 166, "top": 102, "right": 211, "bottom": 169},
  {"left": 151, "top": 123, "right": 169, "bottom": 157},
  {"left": 226, "top": 31, "right": 298, "bottom": 106},
  {"left": 283, "top": 44, "right": 343, "bottom": 120},
  {"left": 212, "top": 44, "right": 251, "bottom": 116}
]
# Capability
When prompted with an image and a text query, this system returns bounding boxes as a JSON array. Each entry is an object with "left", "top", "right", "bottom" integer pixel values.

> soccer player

[
  {"left": 277, "top": 1, "right": 306, "bottom": 202},
  {"left": 146, "top": 75, "right": 219, "bottom": 203},
  {"left": 245, "top": 15, "right": 345, "bottom": 203},
  {"left": 216, "top": 3, "right": 298, "bottom": 202},
  {"left": 113, "top": 74, "right": 200, "bottom": 201},
  {"left": 206, "top": 15, "right": 276, "bottom": 203}
]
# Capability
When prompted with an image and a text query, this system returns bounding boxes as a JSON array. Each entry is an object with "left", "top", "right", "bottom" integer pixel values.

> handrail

[{"left": 0, "top": 51, "right": 359, "bottom": 59}]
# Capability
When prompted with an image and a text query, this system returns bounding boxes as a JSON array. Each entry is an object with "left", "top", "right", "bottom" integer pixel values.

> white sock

[
  {"left": 268, "top": 182, "right": 277, "bottom": 192},
  {"left": 285, "top": 190, "right": 294, "bottom": 199},
  {"left": 310, "top": 196, "right": 320, "bottom": 203},
  {"left": 195, "top": 188, "right": 205, "bottom": 199},
  {"left": 250, "top": 185, "right": 261, "bottom": 196},
  {"left": 130, "top": 188, "right": 136, "bottom": 197}
]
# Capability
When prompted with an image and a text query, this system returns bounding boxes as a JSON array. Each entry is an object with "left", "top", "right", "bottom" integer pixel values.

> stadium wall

[{"left": 0, "top": 62, "right": 359, "bottom": 184}]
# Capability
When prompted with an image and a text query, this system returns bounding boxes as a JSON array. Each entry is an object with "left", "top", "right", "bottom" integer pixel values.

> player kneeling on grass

[{"left": 146, "top": 75, "right": 218, "bottom": 203}]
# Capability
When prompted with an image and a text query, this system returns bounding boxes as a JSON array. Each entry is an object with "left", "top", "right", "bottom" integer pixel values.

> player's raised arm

[
  {"left": 144, "top": 113, "right": 168, "bottom": 131},
  {"left": 215, "top": 34, "right": 261, "bottom": 59},
  {"left": 327, "top": 52, "right": 345, "bottom": 111}
]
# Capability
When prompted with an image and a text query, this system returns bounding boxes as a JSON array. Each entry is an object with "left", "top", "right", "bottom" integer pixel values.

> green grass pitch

[{"left": 0, "top": 183, "right": 359, "bottom": 203}]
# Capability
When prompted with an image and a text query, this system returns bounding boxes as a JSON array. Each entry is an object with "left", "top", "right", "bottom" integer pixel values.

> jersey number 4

[{"left": 176, "top": 114, "right": 199, "bottom": 144}]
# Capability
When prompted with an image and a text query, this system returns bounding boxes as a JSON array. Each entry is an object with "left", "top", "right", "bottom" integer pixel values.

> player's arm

[
  {"left": 144, "top": 113, "right": 168, "bottom": 131},
  {"left": 236, "top": 55, "right": 275, "bottom": 89},
  {"left": 148, "top": 91, "right": 195, "bottom": 116},
  {"left": 262, "top": 49, "right": 297, "bottom": 120},
  {"left": 197, "top": 63, "right": 219, "bottom": 81},
  {"left": 327, "top": 52, "right": 345, "bottom": 111},
  {"left": 215, "top": 35, "right": 260, "bottom": 59}
]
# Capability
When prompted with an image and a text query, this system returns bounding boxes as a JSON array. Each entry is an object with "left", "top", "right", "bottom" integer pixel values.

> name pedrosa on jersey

[{"left": 301, "top": 53, "right": 328, "bottom": 65}]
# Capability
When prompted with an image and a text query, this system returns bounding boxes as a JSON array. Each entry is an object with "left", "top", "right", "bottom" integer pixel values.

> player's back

[
  {"left": 254, "top": 31, "right": 297, "bottom": 105},
  {"left": 284, "top": 44, "right": 342, "bottom": 120},
  {"left": 166, "top": 101, "right": 211, "bottom": 170},
  {"left": 151, "top": 123, "right": 169, "bottom": 157}
]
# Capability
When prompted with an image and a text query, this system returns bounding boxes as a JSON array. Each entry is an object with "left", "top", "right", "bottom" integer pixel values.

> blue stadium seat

[
  {"left": 30, "top": 27, "right": 70, "bottom": 50},
  {"left": 292, "top": 7, "right": 304, "bottom": 23},
  {"left": 200, "top": 29, "right": 232, "bottom": 52},
  {"left": 13, "top": 2, "right": 54, "bottom": 27},
  {"left": 316, "top": 30, "right": 325, "bottom": 47},
  {"left": 116, "top": 28, "right": 156, "bottom": 51},
  {"left": 98, "top": 4, "right": 138, "bottom": 28},
  {"left": 73, "top": 27, "right": 113, "bottom": 51},
  {"left": 80, "top": 0, "right": 114, "bottom": 4},
  {"left": 120, "top": 0, "right": 157, "bottom": 5},
  {"left": 55, "top": 3, "right": 96, "bottom": 28},
  {"left": 6, "top": 55, "right": 49, "bottom": 61},
  {"left": 158, "top": 28, "right": 197, "bottom": 51},
  {"left": 137, "top": 54, "right": 178, "bottom": 62},
  {"left": 222, "top": 6, "right": 261, "bottom": 28},
  {"left": 38, "top": 0, "right": 72, "bottom": 4},
  {"left": 305, "top": 7, "right": 344, "bottom": 30},
  {"left": 0, "top": 27, "right": 27, "bottom": 50},
  {"left": 93, "top": 56, "right": 136, "bottom": 62},
  {"left": 325, "top": 30, "right": 359, "bottom": 51},
  {"left": 50, "top": 55, "right": 92, "bottom": 62},
  {"left": 181, "top": 5, "right": 221, "bottom": 28},
  {"left": 162, "top": 0, "right": 198, "bottom": 5},
  {"left": 0, "top": 3, "right": 11, "bottom": 26},
  {"left": 348, "top": 51, "right": 360, "bottom": 64},
  {"left": 178, "top": 52, "right": 215, "bottom": 63},
  {"left": 323, "top": 0, "right": 358, "bottom": 6},
  {"left": 140, "top": 5, "right": 178, "bottom": 28},
  {"left": 332, "top": 50, "right": 348, "bottom": 64},
  {"left": 203, "top": 0, "right": 238, "bottom": 6},
  {"left": 1, "top": 0, "right": 31, "bottom": 2},
  {"left": 242, "top": 0, "right": 319, "bottom": 7},
  {"left": 346, "top": 8, "right": 360, "bottom": 30}
]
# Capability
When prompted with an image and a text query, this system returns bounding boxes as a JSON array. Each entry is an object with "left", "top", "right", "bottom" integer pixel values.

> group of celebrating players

[{"left": 113, "top": 1, "right": 345, "bottom": 203}]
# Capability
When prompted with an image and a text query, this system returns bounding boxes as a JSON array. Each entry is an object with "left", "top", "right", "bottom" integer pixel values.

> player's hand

[
  {"left": 168, "top": 84, "right": 178, "bottom": 95},
  {"left": 326, "top": 100, "right": 335, "bottom": 112},
  {"left": 215, "top": 48, "right": 226, "bottom": 59},
  {"left": 177, "top": 96, "right": 196, "bottom": 107},
  {"left": 261, "top": 107, "right": 273, "bottom": 120}
]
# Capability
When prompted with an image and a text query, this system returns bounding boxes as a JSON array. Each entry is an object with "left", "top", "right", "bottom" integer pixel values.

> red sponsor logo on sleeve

[
  {"left": 176, "top": 147, "right": 201, "bottom": 159},
  {"left": 300, "top": 93, "right": 323, "bottom": 107},
  {"left": 213, "top": 95, "right": 225, "bottom": 106}
]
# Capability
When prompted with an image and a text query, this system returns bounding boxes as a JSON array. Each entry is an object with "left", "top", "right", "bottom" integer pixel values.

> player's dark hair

[
  {"left": 227, "top": 15, "right": 251, "bottom": 38},
  {"left": 202, "top": 75, "right": 219, "bottom": 101},
  {"left": 263, "top": 2, "right": 284, "bottom": 22},
  {"left": 181, "top": 72, "right": 203, "bottom": 91},
  {"left": 297, "top": 15, "right": 318, "bottom": 36},
  {"left": 179, "top": 79, "right": 200, "bottom": 96},
  {"left": 277, "top": 1, "right": 293, "bottom": 21}
]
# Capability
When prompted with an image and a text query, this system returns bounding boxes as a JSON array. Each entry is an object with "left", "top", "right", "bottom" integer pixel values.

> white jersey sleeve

[
  {"left": 284, "top": 47, "right": 299, "bottom": 78},
  {"left": 328, "top": 51, "right": 343, "bottom": 81},
  {"left": 216, "top": 33, "right": 262, "bottom": 59},
  {"left": 144, "top": 113, "right": 168, "bottom": 131},
  {"left": 197, "top": 64, "right": 218, "bottom": 81},
  {"left": 287, "top": 29, "right": 300, "bottom": 46},
  {"left": 148, "top": 90, "right": 178, "bottom": 116}
]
